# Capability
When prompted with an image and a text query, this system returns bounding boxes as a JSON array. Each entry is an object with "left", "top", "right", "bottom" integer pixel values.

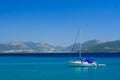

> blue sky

[{"left": 0, "top": 0, "right": 120, "bottom": 46}]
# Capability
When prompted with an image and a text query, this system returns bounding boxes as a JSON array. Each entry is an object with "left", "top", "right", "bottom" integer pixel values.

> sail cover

[
  {"left": 85, "top": 57, "right": 95, "bottom": 63},
  {"left": 81, "top": 57, "right": 95, "bottom": 63}
]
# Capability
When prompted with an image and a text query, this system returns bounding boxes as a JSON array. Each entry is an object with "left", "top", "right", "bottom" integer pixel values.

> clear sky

[{"left": 0, "top": 0, "right": 120, "bottom": 46}]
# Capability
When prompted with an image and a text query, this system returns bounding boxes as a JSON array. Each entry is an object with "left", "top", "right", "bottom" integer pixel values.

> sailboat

[
  {"left": 69, "top": 58, "right": 97, "bottom": 67},
  {"left": 69, "top": 29, "right": 97, "bottom": 67}
]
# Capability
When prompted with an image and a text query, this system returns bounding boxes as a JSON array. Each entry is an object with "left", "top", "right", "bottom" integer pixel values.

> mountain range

[{"left": 0, "top": 40, "right": 120, "bottom": 53}]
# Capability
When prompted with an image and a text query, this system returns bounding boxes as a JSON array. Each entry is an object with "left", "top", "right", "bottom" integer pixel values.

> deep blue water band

[{"left": 0, "top": 53, "right": 120, "bottom": 57}]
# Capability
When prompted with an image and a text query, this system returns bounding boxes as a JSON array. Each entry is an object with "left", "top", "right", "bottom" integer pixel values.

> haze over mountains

[{"left": 0, "top": 40, "right": 120, "bottom": 53}]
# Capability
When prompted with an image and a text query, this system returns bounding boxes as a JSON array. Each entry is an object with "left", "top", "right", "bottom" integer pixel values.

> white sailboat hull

[{"left": 69, "top": 61, "right": 97, "bottom": 67}]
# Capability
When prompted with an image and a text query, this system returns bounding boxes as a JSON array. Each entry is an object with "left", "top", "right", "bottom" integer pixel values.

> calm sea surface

[{"left": 0, "top": 54, "right": 120, "bottom": 80}]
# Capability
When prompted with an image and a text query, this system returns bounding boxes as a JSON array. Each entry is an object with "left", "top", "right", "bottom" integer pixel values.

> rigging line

[{"left": 71, "top": 27, "right": 81, "bottom": 52}]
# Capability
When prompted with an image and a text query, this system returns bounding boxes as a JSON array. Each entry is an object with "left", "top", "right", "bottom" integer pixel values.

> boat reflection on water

[{"left": 70, "top": 67, "right": 97, "bottom": 72}]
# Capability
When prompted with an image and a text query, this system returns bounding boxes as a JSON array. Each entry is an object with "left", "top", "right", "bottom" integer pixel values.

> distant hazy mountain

[
  {"left": 65, "top": 40, "right": 120, "bottom": 53},
  {"left": 82, "top": 40, "right": 102, "bottom": 48},
  {"left": 83, "top": 40, "right": 120, "bottom": 52},
  {"left": 0, "top": 40, "right": 120, "bottom": 53},
  {"left": 64, "top": 40, "right": 102, "bottom": 52},
  {"left": 0, "top": 42, "right": 63, "bottom": 53}
]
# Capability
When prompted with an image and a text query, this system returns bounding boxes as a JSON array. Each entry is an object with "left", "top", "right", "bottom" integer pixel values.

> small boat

[
  {"left": 98, "top": 64, "right": 106, "bottom": 66},
  {"left": 69, "top": 28, "right": 97, "bottom": 67}
]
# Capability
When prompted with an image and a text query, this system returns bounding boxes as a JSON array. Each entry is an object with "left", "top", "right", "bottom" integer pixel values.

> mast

[{"left": 79, "top": 28, "right": 82, "bottom": 58}]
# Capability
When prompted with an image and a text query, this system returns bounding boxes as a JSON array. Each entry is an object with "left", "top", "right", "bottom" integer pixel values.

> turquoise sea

[{"left": 0, "top": 56, "right": 120, "bottom": 80}]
